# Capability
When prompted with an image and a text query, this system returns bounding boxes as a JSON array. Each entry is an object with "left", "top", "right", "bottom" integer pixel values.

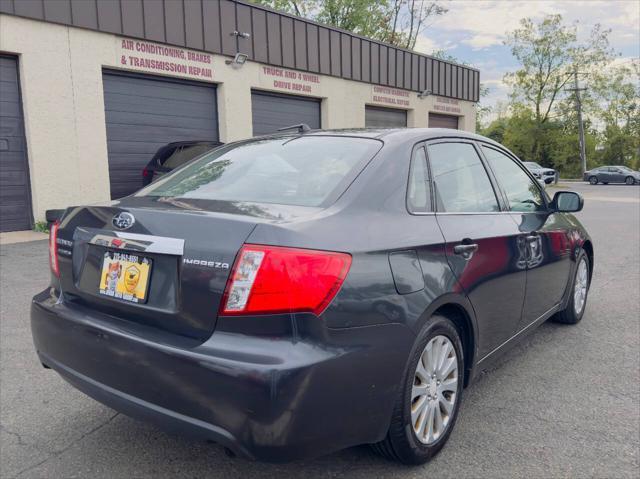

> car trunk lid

[{"left": 55, "top": 200, "right": 264, "bottom": 341}]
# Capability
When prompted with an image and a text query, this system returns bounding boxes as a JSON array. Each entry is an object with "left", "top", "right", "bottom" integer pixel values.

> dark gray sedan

[
  {"left": 33, "top": 129, "right": 593, "bottom": 464},
  {"left": 584, "top": 165, "right": 640, "bottom": 185}
]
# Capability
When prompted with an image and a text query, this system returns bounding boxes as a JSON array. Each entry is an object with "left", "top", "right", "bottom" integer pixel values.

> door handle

[{"left": 453, "top": 243, "right": 479, "bottom": 259}]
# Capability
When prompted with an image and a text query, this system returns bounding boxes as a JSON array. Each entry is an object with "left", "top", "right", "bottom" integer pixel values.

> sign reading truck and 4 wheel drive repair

[{"left": 118, "top": 38, "right": 214, "bottom": 81}]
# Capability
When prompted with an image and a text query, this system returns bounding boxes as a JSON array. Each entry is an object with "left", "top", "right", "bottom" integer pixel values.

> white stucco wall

[{"left": 0, "top": 14, "right": 477, "bottom": 224}]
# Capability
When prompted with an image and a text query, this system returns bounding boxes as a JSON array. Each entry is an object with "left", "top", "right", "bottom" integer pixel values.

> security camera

[{"left": 417, "top": 89, "right": 432, "bottom": 99}]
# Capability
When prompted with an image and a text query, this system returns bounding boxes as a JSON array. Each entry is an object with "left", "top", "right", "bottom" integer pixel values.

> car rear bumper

[{"left": 31, "top": 289, "right": 411, "bottom": 462}]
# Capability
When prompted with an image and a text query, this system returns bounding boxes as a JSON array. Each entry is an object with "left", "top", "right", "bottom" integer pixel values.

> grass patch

[{"left": 33, "top": 221, "right": 49, "bottom": 234}]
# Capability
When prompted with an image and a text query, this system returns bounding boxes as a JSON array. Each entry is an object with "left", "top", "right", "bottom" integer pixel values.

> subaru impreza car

[{"left": 33, "top": 129, "right": 593, "bottom": 464}]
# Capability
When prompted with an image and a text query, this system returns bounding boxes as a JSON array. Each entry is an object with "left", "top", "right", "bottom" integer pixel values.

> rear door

[
  {"left": 480, "top": 145, "right": 572, "bottom": 328},
  {"left": 426, "top": 140, "right": 526, "bottom": 360},
  {"left": 600, "top": 167, "right": 614, "bottom": 183},
  {"left": 609, "top": 167, "right": 625, "bottom": 183}
]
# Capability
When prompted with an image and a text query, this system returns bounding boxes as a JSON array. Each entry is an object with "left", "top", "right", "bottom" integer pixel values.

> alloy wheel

[
  {"left": 574, "top": 258, "right": 588, "bottom": 315},
  {"left": 411, "top": 335, "right": 458, "bottom": 445}
]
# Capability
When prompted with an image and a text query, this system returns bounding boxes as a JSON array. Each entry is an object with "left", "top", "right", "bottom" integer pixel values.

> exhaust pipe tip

[{"left": 205, "top": 440, "right": 237, "bottom": 459}]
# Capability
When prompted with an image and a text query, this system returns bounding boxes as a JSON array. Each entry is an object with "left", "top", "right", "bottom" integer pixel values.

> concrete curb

[{"left": 0, "top": 230, "right": 48, "bottom": 245}]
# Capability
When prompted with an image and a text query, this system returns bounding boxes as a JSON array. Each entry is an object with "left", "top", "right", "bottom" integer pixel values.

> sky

[{"left": 412, "top": 0, "right": 640, "bottom": 120}]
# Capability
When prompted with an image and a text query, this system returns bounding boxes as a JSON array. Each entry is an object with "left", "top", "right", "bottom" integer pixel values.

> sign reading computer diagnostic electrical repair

[
  {"left": 117, "top": 38, "right": 214, "bottom": 81},
  {"left": 260, "top": 66, "right": 320, "bottom": 94},
  {"left": 371, "top": 85, "right": 411, "bottom": 107}
]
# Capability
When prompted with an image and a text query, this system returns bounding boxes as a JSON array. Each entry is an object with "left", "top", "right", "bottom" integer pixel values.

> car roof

[
  {"left": 256, "top": 127, "right": 507, "bottom": 149},
  {"left": 303, "top": 127, "right": 486, "bottom": 140},
  {"left": 163, "top": 140, "right": 222, "bottom": 147}
]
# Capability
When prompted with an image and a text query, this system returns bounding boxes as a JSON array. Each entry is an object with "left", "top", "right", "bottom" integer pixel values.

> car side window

[
  {"left": 427, "top": 142, "right": 499, "bottom": 213},
  {"left": 481, "top": 146, "right": 546, "bottom": 213},
  {"left": 407, "top": 146, "right": 431, "bottom": 213}
]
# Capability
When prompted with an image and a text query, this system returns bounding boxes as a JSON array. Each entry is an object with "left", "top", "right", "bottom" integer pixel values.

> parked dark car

[
  {"left": 142, "top": 140, "right": 223, "bottom": 186},
  {"left": 34, "top": 129, "right": 593, "bottom": 465},
  {"left": 583, "top": 165, "right": 639, "bottom": 185},
  {"left": 523, "top": 161, "right": 557, "bottom": 184}
]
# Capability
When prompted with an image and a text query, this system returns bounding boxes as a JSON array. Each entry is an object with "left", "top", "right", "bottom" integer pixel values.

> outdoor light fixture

[
  {"left": 417, "top": 89, "right": 432, "bottom": 99},
  {"left": 226, "top": 52, "right": 248, "bottom": 68}
]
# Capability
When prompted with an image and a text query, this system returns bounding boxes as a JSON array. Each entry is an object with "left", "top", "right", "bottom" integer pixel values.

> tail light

[
  {"left": 49, "top": 221, "right": 60, "bottom": 277},
  {"left": 221, "top": 244, "right": 352, "bottom": 316}
]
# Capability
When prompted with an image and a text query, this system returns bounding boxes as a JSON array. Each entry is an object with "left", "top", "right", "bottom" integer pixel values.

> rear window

[
  {"left": 162, "top": 144, "right": 217, "bottom": 169},
  {"left": 139, "top": 136, "right": 382, "bottom": 207}
]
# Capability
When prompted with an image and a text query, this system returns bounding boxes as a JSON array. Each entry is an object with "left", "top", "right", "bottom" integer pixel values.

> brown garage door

[
  {"left": 429, "top": 113, "right": 459, "bottom": 129},
  {"left": 0, "top": 55, "right": 31, "bottom": 232},
  {"left": 365, "top": 106, "right": 407, "bottom": 128}
]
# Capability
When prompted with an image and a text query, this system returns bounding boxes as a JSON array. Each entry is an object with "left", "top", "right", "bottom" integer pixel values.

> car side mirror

[{"left": 552, "top": 191, "right": 583, "bottom": 212}]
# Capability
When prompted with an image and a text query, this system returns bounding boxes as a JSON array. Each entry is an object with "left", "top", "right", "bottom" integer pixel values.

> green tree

[
  {"left": 589, "top": 62, "right": 640, "bottom": 169},
  {"left": 250, "top": 0, "right": 447, "bottom": 50},
  {"left": 504, "top": 14, "right": 614, "bottom": 166}
]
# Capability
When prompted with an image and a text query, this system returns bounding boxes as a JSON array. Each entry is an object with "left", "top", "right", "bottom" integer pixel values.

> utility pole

[{"left": 566, "top": 71, "right": 587, "bottom": 174}]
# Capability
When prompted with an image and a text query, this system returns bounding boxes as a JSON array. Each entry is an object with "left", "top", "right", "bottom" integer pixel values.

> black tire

[
  {"left": 552, "top": 250, "right": 590, "bottom": 324},
  {"left": 589, "top": 176, "right": 598, "bottom": 185},
  {"left": 371, "top": 315, "right": 464, "bottom": 464},
  {"left": 625, "top": 176, "right": 635, "bottom": 185}
]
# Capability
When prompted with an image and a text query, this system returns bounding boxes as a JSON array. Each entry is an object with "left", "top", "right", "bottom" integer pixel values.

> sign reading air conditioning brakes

[
  {"left": 259, "top": 66, "right": 321, "bottom": 95},
  {"left": 117, "top": 38, "right": 214, "bottom": 82}
]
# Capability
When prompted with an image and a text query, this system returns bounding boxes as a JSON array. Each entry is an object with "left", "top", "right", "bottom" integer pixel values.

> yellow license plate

[{"left": 99, "top": 251, "right": 152, "bottom": 303}]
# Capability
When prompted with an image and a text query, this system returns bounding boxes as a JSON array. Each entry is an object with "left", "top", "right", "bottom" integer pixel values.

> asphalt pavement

[{"left": 1, "top": 182, "right": 638, "bottom": 478}]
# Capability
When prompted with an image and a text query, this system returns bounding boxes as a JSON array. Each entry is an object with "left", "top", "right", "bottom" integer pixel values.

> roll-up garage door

[
  {"left": 365, "top": 106, "right": 407, "bottom": 128},
  {"left": 428, "top": 113, "right": 459, "bottom": 129},
  {"left": 251, "top": 91, "right": 321, "bottom": 136},
  {"left": 103, "top": 71, "right": 218, "bottom": 199},
  {"left": 0, "top": 55, "right": 31, "bottom": 232}
]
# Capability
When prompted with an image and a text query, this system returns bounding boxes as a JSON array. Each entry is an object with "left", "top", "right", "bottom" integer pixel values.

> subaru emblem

[{"left": 112, "top": 212, "right": 135, "bottom": 230}]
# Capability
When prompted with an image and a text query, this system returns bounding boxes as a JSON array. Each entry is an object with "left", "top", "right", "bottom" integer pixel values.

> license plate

[{"left": 99, "top": 251, "right": 152, "bottom": 303}]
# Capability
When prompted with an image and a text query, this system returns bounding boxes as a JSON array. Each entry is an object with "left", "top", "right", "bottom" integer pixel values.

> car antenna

[{"left": 276, "top": 123, "right": 312, "bottom": 133}]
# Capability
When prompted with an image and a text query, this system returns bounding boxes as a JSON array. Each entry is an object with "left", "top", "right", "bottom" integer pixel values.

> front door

[
  {"left": 480, "top": 145, "right": 573, "bottom": 327},
  {"left": 426, "top": 141, "right": 527, "bottom": 359}
]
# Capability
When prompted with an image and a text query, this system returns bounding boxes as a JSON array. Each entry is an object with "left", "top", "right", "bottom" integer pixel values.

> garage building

[{"left": 0, "top": 0, "right": 479, "bottom": 231}]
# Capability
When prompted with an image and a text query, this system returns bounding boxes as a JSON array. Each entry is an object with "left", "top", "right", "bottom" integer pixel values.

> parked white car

[{"left": 523, "top": 162, "right": 558, "bottom": 184}]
